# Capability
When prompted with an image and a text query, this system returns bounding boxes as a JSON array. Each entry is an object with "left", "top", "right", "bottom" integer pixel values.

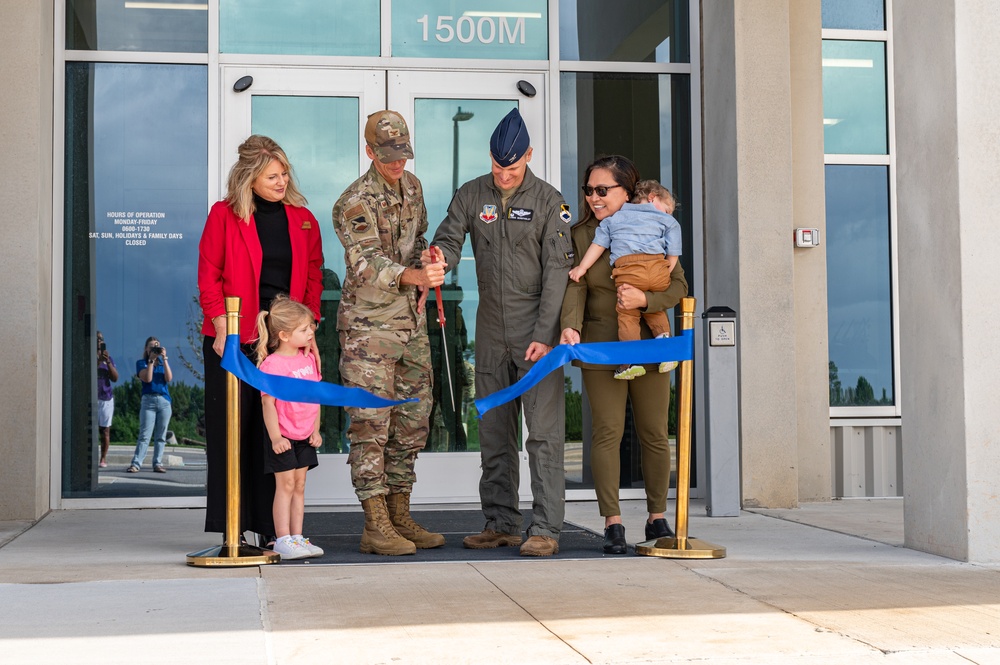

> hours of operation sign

[
  {"left": 393, "top": 1, "right": 547, "bottom": 59},
  {"left": 90, "top": 211, "right": 184, "bottom": 247}
]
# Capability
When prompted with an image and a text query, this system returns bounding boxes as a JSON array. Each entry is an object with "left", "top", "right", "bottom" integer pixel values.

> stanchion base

[
  {"left": 186, "top": 544, "right": 281, "bottom": 567},
  {"left": 635, "top": 536, "right": 726, "bottom": 559}
]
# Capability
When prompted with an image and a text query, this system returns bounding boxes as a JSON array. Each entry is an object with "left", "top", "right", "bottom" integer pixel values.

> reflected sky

[
  {"left": 825, "top": 165, "right": 894, "bottom": 403},
  {"left": 86, "top": 63, "right": 207, "bottom": 385},
  {"left": 68, "top": 0, "right": 207, "bottom": 52},
  {"left": 220, "top": 0, "right": 378, "bottom": 55}
]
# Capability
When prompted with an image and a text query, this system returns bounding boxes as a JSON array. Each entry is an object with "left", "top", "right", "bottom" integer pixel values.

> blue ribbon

[
  {"left": 220, "top": 334, "right": 413, "bottom": 408},
  {"left": 474, "top": 328, "right": 695, "bottom": 417}
]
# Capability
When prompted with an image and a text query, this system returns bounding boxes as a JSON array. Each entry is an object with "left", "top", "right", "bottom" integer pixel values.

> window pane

[
  {"left": 559, "top": 0, "right": 689, "bottom": 63},
  {"left": 821, "top": 0, "right": 884, "bottom": 30},
  {"left": 413, "top": 98, "right": 521, "bottom": 454},
  {"left": 392, "top": 0, "right": 548, "bottom": 59},
  {"left": 560, "top": 71, "right": 693, "bottom": 491},
  {"left": 63, "top": 63, "right": 207, "bottom": 498},
  {"left": 221, "top": 0, "right": 379, "bottom": 56},
  {"left": 822, "top": 40, "right": 888, "bottom": 155},
  {"left": 560, "top": 72, "right": 692, "bottom": 238},
  {"left": 66, "top": 0, "right": 207, "bottom": 52},
  {"left": 251, "top": 95, "right": 359, "bottom": 456},
  {"left": 825, "top": 165, "right": 894, "bottom": 407}
]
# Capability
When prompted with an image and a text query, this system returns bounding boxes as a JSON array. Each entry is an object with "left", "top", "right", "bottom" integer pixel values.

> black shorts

[{"left": 265, "top": 437, "right": 319, "bottom": 474}]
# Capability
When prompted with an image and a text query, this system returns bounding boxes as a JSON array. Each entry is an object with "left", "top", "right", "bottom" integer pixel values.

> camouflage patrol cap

[{"left": 364, "top": 110, "right": 414, "bottom": 163}]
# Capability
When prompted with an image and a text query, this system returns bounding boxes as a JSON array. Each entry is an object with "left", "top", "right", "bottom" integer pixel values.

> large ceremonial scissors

[{"left": 430, "top": 246, "right": 456, "bottom": 414}]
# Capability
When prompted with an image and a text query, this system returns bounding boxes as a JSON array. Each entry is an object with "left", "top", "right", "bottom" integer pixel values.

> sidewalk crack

[{"left": 469, "top": 562, "right": 593, "bottom": 664}]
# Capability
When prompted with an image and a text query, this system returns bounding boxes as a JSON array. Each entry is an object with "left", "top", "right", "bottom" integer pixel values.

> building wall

[
  {"left": 896, "top": 0, "right": 1000, "bottom": 561},
  {"left": 789, "top": 0, "right": 832, "bottom": 502},
  {"left": 0, "top": 0, "right": 54, "bottom": 520},
  {"left": 703, "top": 0, "right": 831, "bottom": 508}
]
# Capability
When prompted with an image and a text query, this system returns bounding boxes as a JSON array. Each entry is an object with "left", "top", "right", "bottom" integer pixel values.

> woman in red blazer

[{"left": 198, "top": 135, "right": 323, "bottom": 547}]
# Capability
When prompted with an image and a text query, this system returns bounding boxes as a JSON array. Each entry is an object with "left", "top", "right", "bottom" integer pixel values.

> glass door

[
  {"left": 388, "top": 70, "right": 546, "bottom": 503},
  {"left": 222, "top": 66, "right": 382, "bottom": 504},
  {"left": 221, "top": 67, "right": 545, "bottom": 504}
]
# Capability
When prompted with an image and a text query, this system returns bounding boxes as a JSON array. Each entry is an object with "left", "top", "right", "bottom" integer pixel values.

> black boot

[
  {"left": 644, "top": 518, "right": 674, "bottom": 540},
  {"left": 603, "top": 523, "right": 627, "bottom": 555}
]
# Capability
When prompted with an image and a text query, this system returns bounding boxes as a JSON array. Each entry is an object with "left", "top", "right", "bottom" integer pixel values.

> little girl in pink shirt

[{"left": 255, "top": 295, "right": 324, "bottom": 560}]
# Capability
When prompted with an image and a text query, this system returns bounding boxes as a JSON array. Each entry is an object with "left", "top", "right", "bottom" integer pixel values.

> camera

[
  {"left": 151, "top": 346, "right": 163, "bottom": 355},
  {"left": 98, "top": 342, "right": 106, "bottom": 352}
]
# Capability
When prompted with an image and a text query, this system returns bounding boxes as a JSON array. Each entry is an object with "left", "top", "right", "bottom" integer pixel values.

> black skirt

[{"left": 203, "top": 336, "right": 275, "bottom": 536}]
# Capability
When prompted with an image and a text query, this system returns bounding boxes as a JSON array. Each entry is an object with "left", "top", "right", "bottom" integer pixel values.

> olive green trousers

[{"left": 581, "top": 367, "right": 672, "bottom": 517}]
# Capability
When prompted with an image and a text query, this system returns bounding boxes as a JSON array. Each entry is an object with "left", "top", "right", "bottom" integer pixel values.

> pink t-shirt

[{"left": 259, "top": 349, "right": 321, "bottom": 441}]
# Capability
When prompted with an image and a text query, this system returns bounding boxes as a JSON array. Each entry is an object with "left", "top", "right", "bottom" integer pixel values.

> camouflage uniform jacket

[
  {"left": 432, "top": 167, "right": 574, "bottom": 373},
  {"left": 333, "top": 164, "right": 429, "bottom": 332}
]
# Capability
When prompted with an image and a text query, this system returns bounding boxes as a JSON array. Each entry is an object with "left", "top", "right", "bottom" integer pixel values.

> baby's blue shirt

[{"left": 593, "top": 202, "right": 682, "bottom": 265}]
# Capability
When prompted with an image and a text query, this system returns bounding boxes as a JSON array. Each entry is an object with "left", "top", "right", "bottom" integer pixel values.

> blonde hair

[
  {"left": 633, "top": 180, "right": 678, "bottom": 213},
  {"left": 254, "top": 295, "right": 315, "bottom": 365},
  {"left": 225, "top": 135, "right": 308, "bottom": 222}
]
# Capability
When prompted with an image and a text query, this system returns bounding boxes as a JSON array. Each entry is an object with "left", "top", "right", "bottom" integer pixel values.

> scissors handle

[{"left": 430, "top": 246, "right": 446, "bottom": 328}]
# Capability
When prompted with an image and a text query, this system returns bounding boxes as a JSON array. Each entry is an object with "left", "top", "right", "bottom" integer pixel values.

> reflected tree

[{"left": 177, "top": 294, "right": 204, "bottom": 383}]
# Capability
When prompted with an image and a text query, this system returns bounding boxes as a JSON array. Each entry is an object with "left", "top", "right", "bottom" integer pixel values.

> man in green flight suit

[
  {"left": 332, "top": 110, "right": 447, "bottom": 556},
  {"left": 432, "top": 107, "right": 575, "bottom": 557}
]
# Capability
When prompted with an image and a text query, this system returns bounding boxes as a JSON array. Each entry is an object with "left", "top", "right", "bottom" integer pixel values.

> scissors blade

[{"left": 440, "top": 331, "right": 456, "bottom": 414}]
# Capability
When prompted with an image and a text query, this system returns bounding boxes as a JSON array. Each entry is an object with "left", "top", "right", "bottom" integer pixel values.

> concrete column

[
  {"left": 0, "top": 1, "right": 54, "bottom": 519},
  {"left": 895, "top": 0, "right": 1000, "bottom": 562},
  {"left": 789, "top": 1, "right": 831, "bottom": 502},
  {"left": 703, "top": 1, "right": 829, "bottom": 508}
]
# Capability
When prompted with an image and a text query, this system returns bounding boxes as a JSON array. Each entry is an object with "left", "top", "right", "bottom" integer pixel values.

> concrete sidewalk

[{"left": 2, "top": 498, "right": 1000, "bottom": 664}]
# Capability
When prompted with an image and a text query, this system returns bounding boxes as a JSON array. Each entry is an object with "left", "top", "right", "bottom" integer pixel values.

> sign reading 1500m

[{"left": 393, "top": 2, "right": 547, "bottom": 60}]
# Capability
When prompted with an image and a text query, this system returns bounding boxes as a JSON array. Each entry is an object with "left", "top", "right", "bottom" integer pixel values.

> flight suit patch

[
  {"left": 508, "top": 207, "right": 533, "bottom": 221},
  {"left": 480, "top": 204, "right": 498, "bottom": 223},
  {"left": 559, "top": 204, "right": 572, "bottom": 224}
]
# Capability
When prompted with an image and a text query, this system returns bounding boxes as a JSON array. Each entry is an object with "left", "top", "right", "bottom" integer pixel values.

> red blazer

[{"left": 198, "top": 200, "right": 324, "bottom": 342}]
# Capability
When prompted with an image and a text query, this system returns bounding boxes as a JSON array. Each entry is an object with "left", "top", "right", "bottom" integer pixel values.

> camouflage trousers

[{"left": 340, "top": 327, "right": 433, "bottom": 501}]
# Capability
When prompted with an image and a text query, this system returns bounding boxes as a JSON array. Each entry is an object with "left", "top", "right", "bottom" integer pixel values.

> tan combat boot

[
  {"left": 360, "top": 495, "right": 416, "bottom": 556},
  {"left": 386, "top": 492, "right": 446, "bottom": 549}
]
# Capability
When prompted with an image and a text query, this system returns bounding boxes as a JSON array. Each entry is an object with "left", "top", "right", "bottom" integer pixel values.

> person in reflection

[
  {"left": 560, "top": 155, "right": 688, "bottom": 555},
  {"left": 126, "top": 337, "right": 172, "bottom": 473},
  {"left": 427, "top": 283, "right": 470, "bottom": 452},
  {"left": 95, "top": 330, "right": 118, "bottom": 469},
  {"left": 198, "top": 135, "right": 324, "bottom": 549},
  {"left": 331, "top": 110, "right": 446, "bottom": 556},
  {"left": 432, "top": 107, "right": 575, "bottom": 557}
]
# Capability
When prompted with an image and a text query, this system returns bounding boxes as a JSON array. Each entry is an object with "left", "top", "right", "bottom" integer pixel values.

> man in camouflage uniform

[
  {"left": 332, "top": 110, "right": 447, "bottom": 556},
  {"left": 432, "top": 107, "right": 574, "bottom": 557}
]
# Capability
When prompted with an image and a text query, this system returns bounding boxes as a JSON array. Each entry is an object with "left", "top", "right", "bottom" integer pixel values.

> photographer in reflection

[
  {"left": 126, "top": 336, "right": 173, "bottom": 473},
  {"left": 96, "top": 330, "right": 118, "bottom": 468}
]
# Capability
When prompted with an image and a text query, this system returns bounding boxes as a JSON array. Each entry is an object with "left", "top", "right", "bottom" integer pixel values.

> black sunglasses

[{"left": 582, "top": 184, "right": 623, "bottom": 197}]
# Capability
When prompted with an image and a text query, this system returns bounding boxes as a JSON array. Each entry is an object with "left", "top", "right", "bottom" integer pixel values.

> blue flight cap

[{"left": 490, "top": 107, "right": 530, "bottom": 167}]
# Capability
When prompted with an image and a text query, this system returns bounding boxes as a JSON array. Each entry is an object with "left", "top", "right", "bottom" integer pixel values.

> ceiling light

[
  {"left": 462, "top": 12, "right": 543, "bottom": 19},
  {"left": 124, "top": 2, "right": 208, "bottom": 10},
  {"left": 822, "top": 58, "right": 874, "bottom": 68}
]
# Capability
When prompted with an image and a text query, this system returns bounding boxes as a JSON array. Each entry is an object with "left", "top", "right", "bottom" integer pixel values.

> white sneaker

[
  {"left": 614, "top": 364, "right": 646, "bottom": 380},
  {"left": 272, "top": 537, "right": 310, "bottom": 560},
  {"left": 657, "top": 333, "right": 678, "bottom": 373},
  {"left": 293, "top": 535, "right": 324, "bottom": 558}
]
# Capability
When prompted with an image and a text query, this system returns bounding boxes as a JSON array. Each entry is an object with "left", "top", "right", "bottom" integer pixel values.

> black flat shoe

[
  {"left": 645, "top": 518, "right": 674, "bottom": 540},
  {"left": 603, "top": 523, "right": 627, "bottom": 555}
]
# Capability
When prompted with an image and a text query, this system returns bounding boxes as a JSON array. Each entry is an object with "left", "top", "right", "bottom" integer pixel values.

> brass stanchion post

[
  {"left": 636, "top": 297, "right": 726, "bottom": 559},
  {"left": 187, "top": 297, "right": 280, "bottom": 567}
]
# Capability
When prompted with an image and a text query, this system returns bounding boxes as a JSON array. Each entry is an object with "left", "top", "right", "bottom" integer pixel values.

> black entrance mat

[{"left": 276, "top": 510, "right": 611, "bottom": 565}]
